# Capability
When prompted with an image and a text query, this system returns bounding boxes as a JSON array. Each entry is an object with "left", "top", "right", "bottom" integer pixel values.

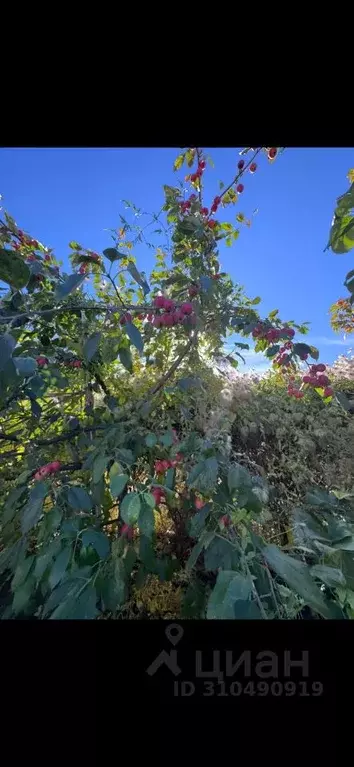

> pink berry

[
  {"left": 317, "top": 374, "right": 330, "bottom": 387},
  {"left": 153, "top": 296, "right": 166, "bottom": 309},
  {"left": 237, "top": 160, "right": 245, "bottom": 170},
  {"left": 181, "top": 302, "right": 193, "bottom": 315},
  {"left": 195, "top": 498, "right": 205, "bottom": 510},
  {"left": 302, "top": 375, "right": 311, "bottom": 384},
  {"left": 120, "top": 312, "right": 132, "bottom": 325},
  {"left": 316, "top": 363, "right": 326, "bottom": 372}
]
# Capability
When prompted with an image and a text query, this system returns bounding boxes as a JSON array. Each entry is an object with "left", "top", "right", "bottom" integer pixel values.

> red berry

[
  {"left": 180, "top": 302, "right": 193, "bottom": 315},
  {"left": 27, "top": 255, "right": 36, "bottom": 262},
  {"left": 154, "top": 460, "right": 164, "bottom": 474},
  {"left": 310, "top": 365, "right": 318, "bottom": 375},
  {"left": 296, "top": 391, "right": 304, "bottom": 399},
  {"left": 213, "top": 196, "right": 221, "bottom": 206},
  {"left": 201, "top": 207, "right": 209, "bottom": 216},
  {"left": 210, "top": 203, "right": 218, "bottom": 213},
  {"left": 175, "top": 453, "right": 183, "bottom": 463},
  {"left": 198, "top": 160, "right": 206, "bottom": 170},
  {"left": 161, "top": 460, "right": 170, "bottom": 472},
  {"left": 317, "top": 374, "right": 330, "bottom": 387},
  {"left": 195, "top": 498, "right": 205, "bottom": 510},
  {"left": 163, "top": 313, "right": 174, "bottom": 327},
  {"left": 121, "top": 523, "right": 134, "bottom": 540},
  {"left": 36, "top": 356, "right": 48, "bottom": 367},
  {"left": 120, "top": 312, "right": 132, "bottom": 325},
  {"left": 220, "top": 515, "right": 230, "bottom": 527},
  {"left": 137, "top": 313, "right": 145, "bottom": 320},
  {"left": 163, "top": 298, "right": 175, "bottom": 312},
  {"left": 316, "top": 363, "right": 326, "bottom": 372},
  {"left": 207, "top": 220, "right": 217, "bottom": 229},
  {"left": 189, "top": 194, "right": 197, "bottom": 201},
  {"left": 50, "top": 461, "right": 61, "bottom": 472},
  {"left": 324, "top": 387, "right": 334, "bottom": 398},
  {"left": 249, "top": 163, "right": 257, "bottom": 173},
  {"left": 302, "top": 375, "right": 311, "bottom": 384},
  {"left": 152, "top": 487, "right": 164, "bottom": 505},
  {"left": 79, "top": 265, "right": 87, "bottom": 274},
  {"left": 173, "top": 309, "right": 184, "bottom": 323},
  {"left": 191, "top": 173, "right": 197, "bottom": 182},
  {"left": 268, "top": 148, "right": 277, "bottom": 159},
  {"left": 153, "top": 315, "right": 163, "bottom": 328},
  {"left": 283, "top": 327, "right": 295, "bottom": 338},
  {"left": 236, "top": 184, "right": 244, "bottom": 193},
  {"left": 238, "top": 160, "right": 245, "bottom": 170},
  {"left": 153, "top": 295, "right": 166, "bottom": 309},
  {"left": 44, "top": 254, "right": 51, "bottom": 262}
]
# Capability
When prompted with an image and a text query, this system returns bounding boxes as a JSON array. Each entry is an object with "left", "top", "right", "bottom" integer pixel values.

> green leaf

[
  {"left": 97, "top": 560, "right": 126, "bottom": 611},
  {"left": 103, "top": 247, "right": 125, "bottom": 262},
  {"left": 265, "top": 345, "right": 280, "bottom": 358},
  {"left": 251, "top": 296, "right": 261, "bottom": 305},
  {"left": 263, "top": 544, "right": 333, "bottom": 619},
  {"left": 82, "top": 530, "right": 110, "bottom": 559},
  {"left": 110, "top": 473, "right": 129, "bottom": 497},
  {"left": 145, "top": 433, "right": 157, "bottom": 448},
  {"left": 55, "top": 273, "right": 85, "bottom": 299},
  {"left": 186, "top": 530, "right": 215, "bottom": 571},
  {"left": 83, "top": 332, "right": 101, "bottom": 361},
  {"left": 204, "top": 537, "right": 239, "bottom": 571},
  {"left": 12, "top": 555, "right": 35, "bottom": 590},
  {"left": 233, "top": 600, "right": 262, "bottom": 619},
  {"left": 187, "top": 457, "right": 218, "bottom": 493},
  {"left": 50, "top": 585, "right": 98, "bottom": 620},
  {"left": 161, "top": 431, "right": 174, "bottom": 447},
  {"left": 69, "top": 241, "right": 82, "bottom": 250},
  {"left": 67, "top": 486, "right": 93, "bottom": 511},
  {"left": 49, "top": 547, "right": 72, "bottom": 590},
  {"left": 127, "top": 264, "right": 150, "bottom": 294},
  {"left": 120, "top": 492, "right": 141, "bottom": 525},
  {"left": 92, "top": 454, "right": 108, "bottom": 484},
  {"left": 138, "top": 499, "right": 155, "bottom": 539},
  {"left": 200, "top": 275, "right": 213, "bottom": 293},
  {"left": 125, "top": 322, "right": 144, "bottom": 353},
  {"left": 21, "top": 481, "right": 49, "bottom": 534},
  {"left": 13, "top": 356, "right": 37, "bottom": 376},
  {"left": 228, "top": 463, "right": 252, "bottom": 493},
  {"left": 119, "top": 347, "right": 133, "bottom": 373},
  {"left": 207, "top": 571, "right": 252, "bottom": 619},
  {"left": 0, "top": 249, "right": 30, "bottom": 289},
  {"left": 177, "top": 376, "right": 203, "bottom": 391},
  {"left": 0, "top": 333, "right": 16, "bottom": 372},
  {"left": 292, "top": 342, "right": 317, "bottom": 359},
  {"left": 310, "top": 565, "right": 346, "bottom": 588}
]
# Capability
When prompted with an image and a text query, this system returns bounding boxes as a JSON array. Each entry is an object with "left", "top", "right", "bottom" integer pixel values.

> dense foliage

[
  {"left": 327, "top": 168, "right": 354, "bottom": 334},
  {"left": 1, "top": 147, "right": 354, "bottom": 620}
]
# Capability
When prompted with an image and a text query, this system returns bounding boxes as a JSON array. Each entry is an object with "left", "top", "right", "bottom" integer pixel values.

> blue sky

[{"left": 1, "top": 147, "right": 353, "bottom": 370}]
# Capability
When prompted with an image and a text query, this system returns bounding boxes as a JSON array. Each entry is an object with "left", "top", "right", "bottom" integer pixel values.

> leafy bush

[{"left": 1, "top": 146, "right": 354, "bottom": 620}]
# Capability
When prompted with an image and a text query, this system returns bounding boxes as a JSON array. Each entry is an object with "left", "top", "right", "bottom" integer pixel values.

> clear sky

[{"left": 1, "top": 147, "right": 353, "bottom": 370}]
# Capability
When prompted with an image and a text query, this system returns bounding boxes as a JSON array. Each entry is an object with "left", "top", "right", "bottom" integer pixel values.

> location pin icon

[{"left": 166, "top": 624, "right": 184, "bottom": 645}]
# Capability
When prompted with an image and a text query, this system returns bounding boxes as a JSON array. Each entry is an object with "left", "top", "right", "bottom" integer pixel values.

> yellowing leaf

[
  {"left": 236, "top": 213, "right": 245, "bottom": 223},
  {"left": 173, "top": 153, "right": 185, "bottom": 171},
  {"left": 347, "top": 169, "right": 354, "bottom": 184}
]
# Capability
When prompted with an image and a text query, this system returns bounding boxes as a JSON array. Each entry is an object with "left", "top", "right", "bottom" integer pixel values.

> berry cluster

[
  {"left": 152, "top": 296, "right": 195, "bottom": 329},
  {"left": 17, "top": 230, "right": 39, "bottom": 249},
  {"left": 252, "top": 323, "right": 295, "bottom": 341},
  {"left": 287, "top": 384, "right": 304, "bottom": 399},
  {"left": 180, "top": 193, "right": 197, "bottom": 215},
  {"left": 36, "top": 356, "right": 48, "bottom": 367},
  {"left": 190, "top": 158, "right": 206, "bottom": 183},
  {"left": 34, "top": 461, "right": 61, "bottom": 481},
  {"left": 64, "top": 359, "right": 82, "bottom": 368},
  {"left": 302, "top": 364, "right": 333, "bottom": 397},
  {"left": 154, "top": 454, "right": 183, "bottom": 474}
]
